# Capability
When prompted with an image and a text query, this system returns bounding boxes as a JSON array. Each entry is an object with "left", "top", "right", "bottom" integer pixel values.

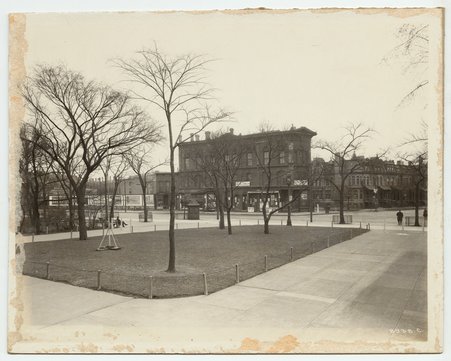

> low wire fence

[{"left": 23, "top": 228, "right": 367, "bottom": 298}]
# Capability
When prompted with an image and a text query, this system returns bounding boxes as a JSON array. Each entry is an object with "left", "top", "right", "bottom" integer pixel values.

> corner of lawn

[{"left": 23, "top": 225, "right": 368, "bottom": 298}]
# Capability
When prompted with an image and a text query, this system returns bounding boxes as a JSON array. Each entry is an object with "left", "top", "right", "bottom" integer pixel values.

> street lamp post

[{"left": 287, "top": 175, "right": 292, "bottom": 226}]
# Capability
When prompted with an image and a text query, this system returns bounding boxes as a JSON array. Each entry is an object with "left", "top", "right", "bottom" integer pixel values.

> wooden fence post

[
  {"left": 97, "top": 270, "right": 101, "bottom": 290},
  {"left": 235, "top": 264, "right": 240, "bottom": 283},
  {"left": 148, "top": 276, "right": 153, "bottom": 299},
  {"left": 203, "top": 273, "right": 208, "bottom": 295}
]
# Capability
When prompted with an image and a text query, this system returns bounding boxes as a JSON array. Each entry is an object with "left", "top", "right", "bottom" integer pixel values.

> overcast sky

[{"left": 23, "top": 9, "right": 439, "bottom": 171}]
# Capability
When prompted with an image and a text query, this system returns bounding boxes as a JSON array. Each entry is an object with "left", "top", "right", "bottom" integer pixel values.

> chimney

[
  {"left": 195, "top": 134, "right": 200, "bottom": 141},
  {"left": 229, "top": 128, "right": 234, "bottom": 135},
  {"left": 190, "top": 133, "right": 194, "bottom": 142},
  {"left": 205, "top": 131, "right": 211, "bottom": 140}
]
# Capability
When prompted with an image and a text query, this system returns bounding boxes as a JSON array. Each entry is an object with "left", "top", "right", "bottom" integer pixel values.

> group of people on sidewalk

[{"left": 396, "top": 209, "right": 427, "bottom": 226}]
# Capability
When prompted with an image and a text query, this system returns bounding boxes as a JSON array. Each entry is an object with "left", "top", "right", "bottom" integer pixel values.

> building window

[
  {"left": 184, "top": 158, "right": 190, "bottom": 170},
  {"left": 279, "top": 152, "right": 285, "bottom": 164},
  {"left": 264, "top": 151, "right": 269, "bottom": 165},
  {"left": 247, "top": 153, "right": 253, "bottom": 166}
]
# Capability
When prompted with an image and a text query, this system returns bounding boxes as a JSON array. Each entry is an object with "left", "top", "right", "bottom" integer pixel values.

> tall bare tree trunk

[
  {"left": 414, "top": 181, "right": 420, "bottom": 226},
  {"left": 109, "top": 182, "right": 121, "bottom": 221},
  {"left": 264, "top": 219, "right": 269, "bottom": 234},
  {"left": 226, "top": 208, "right": 232, "bottom": 235},
  {"left": 76, "top": 186, "right": 88, "bottom": 240},
  {"left": 103, "top": 176, "right": 109, "bottom": 226},
  {"left": 68, "top": 186, "right": 74, "bottom": 230},
  {"left": 263, "top": 204, "right": 269, "bottom": 234},
  {"left": 168, "top": 145, "right": 176, "bottom": 272},
  {"left": 143, "top": 190, "right": 149, "bottom": 222},
  {"left": 339, "top": 185, "right": 345, "bottom": 224},
  {"left": 216, "top": 185, "right": 225, "bottom": 230},
  {"left": 219, "top": 205, "right": 225, "bottom": 229}
]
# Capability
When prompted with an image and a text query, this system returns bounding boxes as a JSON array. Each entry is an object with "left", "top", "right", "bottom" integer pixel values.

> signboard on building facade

[
  {"left": 235, "top": 181, "right": 251, "bottom": 187},
  {"left": 293, "top": 179, "right": 308, "bottom": 186}
]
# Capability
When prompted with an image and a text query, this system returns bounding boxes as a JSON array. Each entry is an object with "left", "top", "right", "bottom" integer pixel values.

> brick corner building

[{"left": 177, "top": 126, "right": 317, "bottom": 212}]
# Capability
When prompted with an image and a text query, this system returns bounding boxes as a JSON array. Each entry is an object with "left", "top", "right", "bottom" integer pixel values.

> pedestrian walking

[
  {"left": 396, "top": 210, "right": 404, "bottom": 226},
  {"left": 423, "top": 208, "right": 428, "bottom": 227}
]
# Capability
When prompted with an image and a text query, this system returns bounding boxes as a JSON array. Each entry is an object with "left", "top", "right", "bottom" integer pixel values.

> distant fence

[{"left": 23, "top": 228, "right": 368, "bottom": 298}]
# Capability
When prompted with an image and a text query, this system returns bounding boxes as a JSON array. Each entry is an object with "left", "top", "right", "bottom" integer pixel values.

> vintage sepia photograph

[{"left": 7, "top": 7, "right": 444, "bottom": 354}]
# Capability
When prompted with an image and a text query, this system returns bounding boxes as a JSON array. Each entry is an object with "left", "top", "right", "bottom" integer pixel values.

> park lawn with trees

[{"left": 23, "top": 225, "right": 368, "bottom": 298}]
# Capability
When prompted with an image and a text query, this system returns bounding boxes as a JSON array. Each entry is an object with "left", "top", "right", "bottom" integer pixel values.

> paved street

[
  {"left": 19, "top": 209, "right": 426, "bottom": 243},
  {"left": 10, "top": 229, "right": 428, "bottom": 353}
]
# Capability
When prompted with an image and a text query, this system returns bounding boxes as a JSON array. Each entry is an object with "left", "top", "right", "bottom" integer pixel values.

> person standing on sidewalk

[{"left": 396, "top": 210, "right": 404, "bottom": 225}]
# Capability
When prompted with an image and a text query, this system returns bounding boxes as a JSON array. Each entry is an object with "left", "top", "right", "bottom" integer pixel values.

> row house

[{"left": 311, "top": 155, "right": 427, "bottom": 210}]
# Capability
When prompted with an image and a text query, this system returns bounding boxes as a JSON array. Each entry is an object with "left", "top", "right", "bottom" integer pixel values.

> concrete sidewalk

[{"left": 11, "top": 229, "right": 427, "bottom": 353}]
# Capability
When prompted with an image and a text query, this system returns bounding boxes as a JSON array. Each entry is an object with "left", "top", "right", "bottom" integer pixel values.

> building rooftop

[{"left": 180, "top": 126, "right": 317, "bottom": 146}]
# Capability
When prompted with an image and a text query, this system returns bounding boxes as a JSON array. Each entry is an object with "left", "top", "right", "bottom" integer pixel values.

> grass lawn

[{"left": 23, "top": 225, "right": 367, "bottom": 298}]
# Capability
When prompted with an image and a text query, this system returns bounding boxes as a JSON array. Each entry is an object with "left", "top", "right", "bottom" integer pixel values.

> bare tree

[
  {"left": 99, "top": 154, "right": 130, "bottom": 224},
  {"left": 196, "top": 151, "right": 225, "bottom": 230},
  {"left": 383, "top": 24, "right": 429, "bottom": 226},
  {"left": 22, "top": 65, "right": 161, "bottom": 240},
  {"left": 49, "top": 161, "right": 76, "bottom": 230},
  {"left": 253, "top": 126, "right": 313, "bottom": 234},
  {"left": 382, "top": 24, "right": 429, "bottom": 107},
  {"left": 315, "top": 123, "right": 375, "bottom": 224},
  {"left": 19, "top": 123, "right": 55, "bottom": 234},
  {"left": 199, "top": 131, "right": 247, "bottom": 234},
  {"left": 126, "top": 146, "right": 166, "bottom": 222},
  {"left": 116, "top": 47, "right": 230, "bottom": 272},
  {"left": 398, "top": 121, "right": 428, "bottom": 226}
]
